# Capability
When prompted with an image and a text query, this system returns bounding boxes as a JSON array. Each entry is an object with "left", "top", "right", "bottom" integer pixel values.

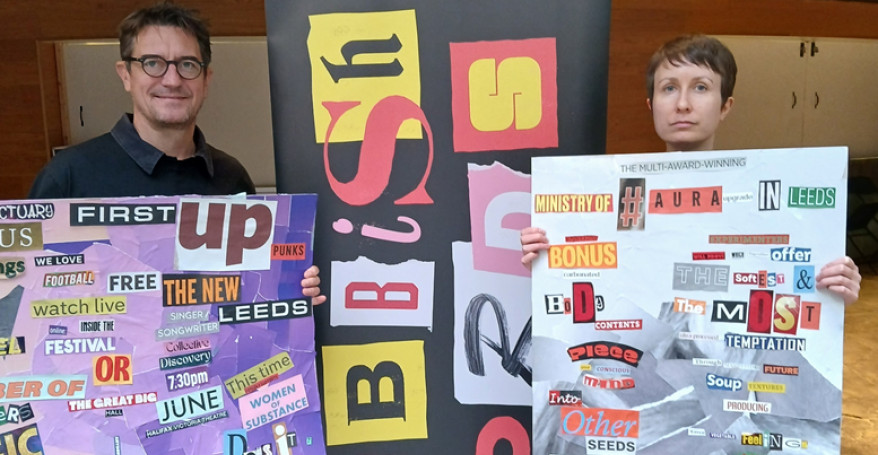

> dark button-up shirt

[{"left": 29, "top": 114, "right": 255, "bottom": 199}]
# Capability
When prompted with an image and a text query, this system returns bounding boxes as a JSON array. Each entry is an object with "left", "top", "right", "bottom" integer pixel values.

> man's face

[
  {"left": 116, "top": 26, "right": 211, "bottom": 130},
  {"left": 647, "top": 59, "right": 733, "bottom": 151}
]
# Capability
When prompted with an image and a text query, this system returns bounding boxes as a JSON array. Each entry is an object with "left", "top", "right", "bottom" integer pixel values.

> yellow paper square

[
  {"left": 307, "top": 10, "right": 422, "bottom": 143},
  {"left": 322, "top": 340, "right": 427, "bottom": 445}
]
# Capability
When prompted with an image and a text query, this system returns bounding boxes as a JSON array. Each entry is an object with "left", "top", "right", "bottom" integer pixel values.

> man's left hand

[{"left": 301, "top": 265, "right": 327, "bottom": 306}]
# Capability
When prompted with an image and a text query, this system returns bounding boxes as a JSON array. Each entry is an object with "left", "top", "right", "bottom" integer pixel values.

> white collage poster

[
  {"left": 531, "top": 148, "right": 847, "bottom": 455},
  {"left": 453, "top": 162, "right": 533, "bottom": 406}
]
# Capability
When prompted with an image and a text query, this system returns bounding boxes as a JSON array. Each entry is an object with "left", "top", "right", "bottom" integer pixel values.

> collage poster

[
  {"left": 531, "top": 148, "right": 846, "bottom": 455},
  {"left": 0, "top": 194, "right": 325, "bottom": 455},
  {"left": 265, "top": 0, "right": 612, "bottom": 453}
]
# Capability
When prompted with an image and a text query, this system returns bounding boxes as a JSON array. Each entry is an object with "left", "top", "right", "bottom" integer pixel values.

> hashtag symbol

[{"left": 620, "top": 186, "right": 643, "bottom": 227}]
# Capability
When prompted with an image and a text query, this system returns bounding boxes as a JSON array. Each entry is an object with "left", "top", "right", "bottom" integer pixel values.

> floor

[{"left": 842, "top": 273, "right": 878, "bottom": 454}]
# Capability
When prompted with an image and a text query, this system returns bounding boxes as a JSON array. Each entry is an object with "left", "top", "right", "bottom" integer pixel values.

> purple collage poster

[{"left": 0, "top": 194, "right": 326, "bottom": 455}]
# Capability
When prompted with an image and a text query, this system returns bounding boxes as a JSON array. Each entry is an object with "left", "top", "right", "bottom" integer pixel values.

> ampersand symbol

[{"left": 798, "top": 269, "right": 813, "bottom": 289}]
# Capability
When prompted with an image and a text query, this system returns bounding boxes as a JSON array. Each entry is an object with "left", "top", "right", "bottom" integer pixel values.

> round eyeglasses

[{"left": 123, "top": 55, "right": 206, "bottom": 80}]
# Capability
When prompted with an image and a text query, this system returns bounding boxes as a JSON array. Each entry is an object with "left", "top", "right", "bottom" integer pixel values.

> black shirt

[{"left": 28, "top": 115, "right": 256, "bottom": 199}]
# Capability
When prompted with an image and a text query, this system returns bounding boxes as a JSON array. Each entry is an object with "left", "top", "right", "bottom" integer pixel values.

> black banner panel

[{"left": 265, "top": 0, "right": 611, "bottom": 453}]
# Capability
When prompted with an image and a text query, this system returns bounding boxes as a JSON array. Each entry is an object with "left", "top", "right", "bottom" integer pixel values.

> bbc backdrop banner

[
  {"left": 0, "top": 195, "right": 325, "bottom": 455},
  {"left": 531, "top": 148, "right": 847, "bottom": 455},
  {"left": 264, "top": 0, "right": 611, "bottom": 453}
]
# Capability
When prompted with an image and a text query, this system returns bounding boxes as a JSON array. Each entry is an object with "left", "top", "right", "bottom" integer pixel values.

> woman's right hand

[{"left": 521, "top": 227, "right": 550, "bottom": 271}]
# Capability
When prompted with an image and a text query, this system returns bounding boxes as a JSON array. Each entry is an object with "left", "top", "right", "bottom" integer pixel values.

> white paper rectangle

[
  {"left": 532, "top": 148, "right": 847, "bottom": 454},
  {"left": 330, "top": 256, "right": 434, "bottom": 328},
  {"left": 453, "top": 241, "right": 531, "bottom": 406},
  {"left": 106, "top": 271, "right": 161, "bottom": 294},
  {"left": 174, "top": 198, "right": 277, "bottom": 271}
]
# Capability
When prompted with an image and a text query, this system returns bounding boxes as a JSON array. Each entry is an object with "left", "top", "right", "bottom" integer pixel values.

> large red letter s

[{"left": 323, "top": 95, "right": 434, "bottom": 206}]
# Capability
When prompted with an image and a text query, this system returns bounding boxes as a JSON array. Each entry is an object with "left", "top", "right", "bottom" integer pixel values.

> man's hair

[
  {"left": 118, "top": 2, "right": 212, "bottom": 67},
  {"left": 646, "top": 35, "right": 737, "bottom": 105}
]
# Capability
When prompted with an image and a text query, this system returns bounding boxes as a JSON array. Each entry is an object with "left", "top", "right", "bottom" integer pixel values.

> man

[
  {"left": 30, "top": 4, "right": 250, "bottom": 199},
  {"left": 28, "top": 3, "right": 325, "bottom": 303},
  {"left": 521, "top": 35, "right": 860, "bottom": 304}
]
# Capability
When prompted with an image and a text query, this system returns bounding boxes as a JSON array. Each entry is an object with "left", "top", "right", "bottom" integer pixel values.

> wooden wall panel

[
  {"left": 6, "top": 0, "right": 878, "bottom": 194},
  {"left": 0, "top": 0, "right": 267, "bottom": 200},
  {"left": 606, "top": 0, "right": 878, "bottom": 154},
  {"left": 34, "top": 0, "right": 267, "bottom": 40}
]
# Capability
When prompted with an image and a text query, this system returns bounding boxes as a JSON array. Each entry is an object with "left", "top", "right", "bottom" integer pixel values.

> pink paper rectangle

[
  {"left": 468, "top": 162, "right": 532, "bottom": 277},
  {"left": 239, "top": 374, "right": 309, "bottom": 430}
]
